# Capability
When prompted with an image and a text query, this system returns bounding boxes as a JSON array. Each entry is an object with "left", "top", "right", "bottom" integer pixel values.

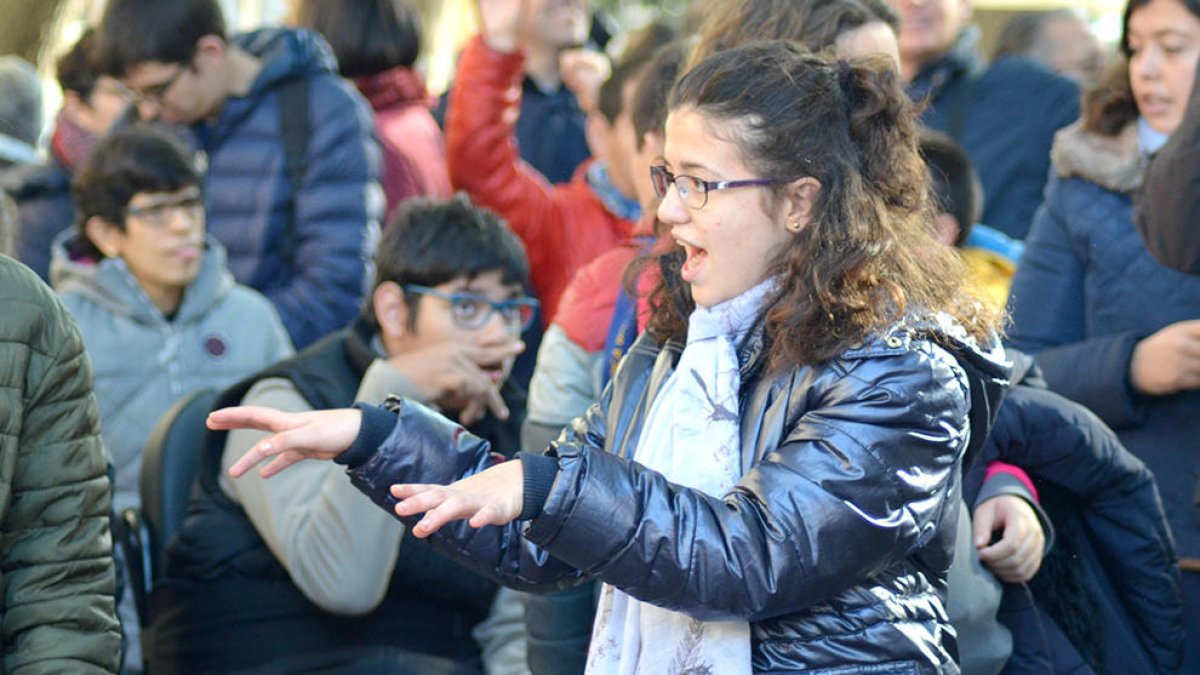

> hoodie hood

[
  {"left": 207, "top": 28, "right": 336, "bottom": 139},
  {"left": 50, "top": 231, "right": 235, "bottom": 325},
  {"left": 1051, "top": 120, "right": 1145, "bottom": 195}
]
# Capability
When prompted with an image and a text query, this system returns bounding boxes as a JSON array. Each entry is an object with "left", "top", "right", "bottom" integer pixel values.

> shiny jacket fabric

[
  {"left": 444, "top": 36, "right": 635, "bottom": 326},
  {"left": 346, "top": 321, "right": 1009, "bottom": 673}
]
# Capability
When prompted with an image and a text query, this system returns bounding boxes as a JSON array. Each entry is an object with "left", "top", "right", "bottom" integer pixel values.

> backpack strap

[{"left": 276, "top": 77, "right": 310, "bottom": 266}]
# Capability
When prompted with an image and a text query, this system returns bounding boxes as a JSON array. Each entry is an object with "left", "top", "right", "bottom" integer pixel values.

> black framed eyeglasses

[
  {"left": 403, "top": 285, "right": 539, "bottom": 333},
  {"left": 125, "top": 190, "right": 205, "bottom": 227},
  {"left": 650, "top": 165, "right": 797, "bottom": 209},
  {"left": 127, "top": 61, "right": 189, "bottom": 107}
]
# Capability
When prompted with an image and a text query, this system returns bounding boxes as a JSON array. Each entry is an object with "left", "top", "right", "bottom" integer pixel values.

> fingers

[
  {"left": 227, "top": 437, "right": 285, "bottom": 478},
  {"left": 973, "top": 501, "right": 998, "bottom": 548},
  {"left": 390, "top": 485, "right": 478, "bottom": 538},
  {"left": 207, "top": 405, "right": 298, "bottom": 432}
]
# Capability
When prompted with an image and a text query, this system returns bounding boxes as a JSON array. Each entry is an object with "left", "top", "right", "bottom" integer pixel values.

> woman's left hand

[{"left": 391, "top": 459, "right": 525, "bottom": 538}]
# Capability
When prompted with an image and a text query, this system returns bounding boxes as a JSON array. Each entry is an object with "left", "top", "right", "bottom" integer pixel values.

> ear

[
  {"left": 585, "top": 111, "right": 612, "bottom": 162},
  {"left": 933, "top": 213, "right": 962, "bottom": 247},
  {"left": 640, "top": 131, "right": 665, "bottom": 160},
  {"left": 372, "top": 281, "right": 410, "bottom": 339},
  {"left": 781, "top": 177, "right": 823, "bottom": 233},
  {"left": 85, "top": 216, "right": 122, "bottom": 258},
  {"left": 193, "top": 35, "right": 227, "bottom": 65}
]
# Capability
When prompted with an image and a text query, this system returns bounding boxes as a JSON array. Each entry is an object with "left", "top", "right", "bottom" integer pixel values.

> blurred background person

[
  {"left": 53, "top": 125, "right": 293, "bottom": 672},
  {"left": 1, "top": 29, "right": 132, "bottom": 281},
  {"left": 889, "top": 0, "right": 1080, "bottom": 240},
  {"left": 1006, "top": 1, "right": 1200, "bottom": 671},
  {"left": 437, "top": 0, "right": 594, "bottom": 185},
  {"left": 993, "top": 9, "right": 1108, "bottom": 89},
  {"left": 293, "top": 0, "right": 452, "bottom": 223},
  {"left": 0, "top": 55, "right": 42, "bottom": 167}
]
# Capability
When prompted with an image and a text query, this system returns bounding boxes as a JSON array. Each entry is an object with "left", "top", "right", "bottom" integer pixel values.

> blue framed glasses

[
  {"left": 403, "top": 285, "right": 539, "bottom": 333},
  {"left": 650, "top": 165, "right": 797, "bottom": 209}
]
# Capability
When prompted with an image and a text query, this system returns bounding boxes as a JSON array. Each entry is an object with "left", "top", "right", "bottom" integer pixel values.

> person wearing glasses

[
  {"left": 49, "top": 125, "right": 293, "bottom": 672},
  {"left": 212, "top": 42, "right": 1010, "bottom": 672},
  {"left": 94, "top": 0, "right": 383, "bottom": 351},
  {"left": 147, "top": 194, "right": 533, "bottom": 674}
]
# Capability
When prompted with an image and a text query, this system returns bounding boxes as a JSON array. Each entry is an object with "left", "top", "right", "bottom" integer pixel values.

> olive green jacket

[{"left": 0, "top": 255, "right": 121, "bottom": 673}]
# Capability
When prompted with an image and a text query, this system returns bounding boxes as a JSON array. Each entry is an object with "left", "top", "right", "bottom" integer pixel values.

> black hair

[
  {"left": 596, "top": 20, "right": 680, "bottom": 124},
  {"left": 920, "top": 130, "right": 982, "bottom": 247},
  {"left": 57, "top": 29, "right": 101, "bottom": 99},
  {"left": 630, "top": 41, "right": 687, "bottom": 148},
  {"left": 365, "top": 194, "right": 531, "bottom": 330},
  {"left": 97, "top": 0, "right": 226, "bottom": 77},
  {"left": 71, "top": 125, "right": 201, "bottom": 261},
  {"left": 293, "top": 0, "right": 422, "bottom": 79}
]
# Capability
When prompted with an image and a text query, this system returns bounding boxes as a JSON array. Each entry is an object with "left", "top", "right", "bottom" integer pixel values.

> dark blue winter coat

[
  {"left": 197, "top": 28, "right": 382, "bottom": 349},
  {"left": 909, "top": 29, "right": 1079, "bottom": 240},
  {"left": 0, "top": 157, "right": 72, "bottom": 281},
  {"left": 1007, "top": 121, "right": 1200, "bottom": 563},
  {"left": 965, "top": 355, "right": 1183, "bottom": 674}
]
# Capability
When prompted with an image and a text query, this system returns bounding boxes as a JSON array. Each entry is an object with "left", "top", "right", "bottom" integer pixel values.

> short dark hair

[
  {"left": 293, "top": 0, "right": 422, "bottom": 79},
  {"left": 97, "top": 0, "right": 226, "bottom": 77},
  {"left": 365, "top": 194, "right": 531, "bottom": 330},
  {"left": 71, "top": 125, "right": 200, "bottom": 261},
  {"left": 57, "top": 29, "right": 102, "bottom": 99},
  {"left": 630, "top": 41, "right": 686, "bottom": 148},
  {"left": 920, "top": 130, "right": 982, "bottom": 247},
  {"left": 596, "top": 20, "right": 679, "bottom": 124}
]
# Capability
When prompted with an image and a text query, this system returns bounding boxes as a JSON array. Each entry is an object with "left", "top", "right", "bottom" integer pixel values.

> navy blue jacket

[
  {"left": 343, "top": 320, "right": 1009, "bottom": 673},
  {"left": 965, "top": 356, "right": 1184, "bottom": 674},
  {"left": 0, "top": 157, "right": 72, "bottom": 281},
  {"left": 197, "top": 29, "right": 382, "bottom": 349},
  {"left": 1007, "top": 121, "right": 1200, "bottom": 562},
  {"left": 909, "top": 30, "right": 1079, "bottom": 240}
]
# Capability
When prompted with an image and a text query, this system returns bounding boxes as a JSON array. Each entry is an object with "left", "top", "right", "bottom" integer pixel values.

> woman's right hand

[
  {"left": 208, "top": 406, "right": 363, "bottom": 479},
  {"left": 1130, "top": 319, "right": 1200, "bottom": 395}
]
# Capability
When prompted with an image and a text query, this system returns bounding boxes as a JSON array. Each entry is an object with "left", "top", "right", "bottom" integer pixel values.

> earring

[{"left": 787, "top": 221, "right": 803, "bottom": 233}]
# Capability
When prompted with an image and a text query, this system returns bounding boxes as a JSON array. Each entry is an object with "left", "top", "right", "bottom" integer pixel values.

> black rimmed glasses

[
  {"left": 403, "top": 285, "right": 539, "bottom": 334},
  {"left": 126, "top": 61, "right": 189, "bottom": 107},
  {"left": 125, "top": 191, "right": 205, "bottom": 227},
  {"left": 650, "top": 165, "right": 797, "bottom": 209}
]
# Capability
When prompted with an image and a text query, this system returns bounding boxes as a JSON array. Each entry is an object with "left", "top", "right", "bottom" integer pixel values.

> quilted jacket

[
  {"left": 1006, "top": 120, "right": 1200, "bottom": 561},
  {"left": 0, "top": 255, "right": 121, "bottom": 673}
]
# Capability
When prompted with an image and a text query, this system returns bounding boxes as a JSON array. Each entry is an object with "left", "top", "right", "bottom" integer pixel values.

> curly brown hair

[{"left": 643, "top": 41, "right": 996, "bottom": 368}]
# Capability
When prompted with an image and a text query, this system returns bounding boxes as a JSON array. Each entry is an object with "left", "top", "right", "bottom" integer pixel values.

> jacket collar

[
  {"left": 1051, "top": 120, "right": 1144, "bottom": 194},
  {"left": 908, "top": 26, "right": 985, "bottom": 102}
]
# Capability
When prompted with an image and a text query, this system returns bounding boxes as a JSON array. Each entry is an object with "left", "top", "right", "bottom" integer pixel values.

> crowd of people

[{"left": 0, "top": 0, "right": 1197, "bottom": 673}]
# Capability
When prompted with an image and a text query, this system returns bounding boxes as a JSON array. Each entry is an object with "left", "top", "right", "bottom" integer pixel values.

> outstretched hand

[
  {"left": 974, "top": 493, "right": 1046, "bottom": 584},
  {"left": 391, "top": 459, "right": 525, "bottom": 538},
  {"left": 208, "top": 406, "right": 364, "bottom": 479}
]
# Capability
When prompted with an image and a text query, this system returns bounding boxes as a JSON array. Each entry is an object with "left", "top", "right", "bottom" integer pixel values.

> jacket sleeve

[
  {"left": 520, "top": 342, "right": 970, "bottom": 622},
  {"left": 5, "top": 290, "right": 121, "bottom": 674},
  {"left": 444, "top": 37, "right": 572, "bottom": 296},
  {"left": 1136, "top": 63, "right": 1200, "bottom": 275},
  {"left": 1006, "top": 185, "right": 1146, "bottom": 428},
  {"left": 973, "top": 384, "right": 1184, "bottom": 673},
  {"left": 268, "top": 78, "right": 383, "bottom": 349}
]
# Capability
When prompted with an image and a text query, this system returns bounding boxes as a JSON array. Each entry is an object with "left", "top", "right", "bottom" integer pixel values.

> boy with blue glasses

[{"left": 147, "top": 194, "right": 535, "bottom": 674}]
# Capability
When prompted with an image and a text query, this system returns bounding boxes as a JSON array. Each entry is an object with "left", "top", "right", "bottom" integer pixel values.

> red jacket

[{"left": 446, "top": 36, "right": 636, "bottom": 326}]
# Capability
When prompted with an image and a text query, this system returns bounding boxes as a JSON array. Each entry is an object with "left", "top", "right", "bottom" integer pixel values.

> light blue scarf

[{"left": 585, "top": 278, "right": 775, "bottom": 675}]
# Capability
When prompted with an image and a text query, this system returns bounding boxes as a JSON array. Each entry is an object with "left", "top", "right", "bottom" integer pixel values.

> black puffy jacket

[{"left": 345, "top": 321, "right": 1009, "bottom": 673}]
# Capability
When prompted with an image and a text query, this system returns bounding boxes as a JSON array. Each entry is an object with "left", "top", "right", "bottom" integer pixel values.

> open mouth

[
  {"left": 480, "top": 363, "right": 505, "bottom": 384},
  {"left": 676, "top": 238, "right": 708, "bottom": 283}
]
